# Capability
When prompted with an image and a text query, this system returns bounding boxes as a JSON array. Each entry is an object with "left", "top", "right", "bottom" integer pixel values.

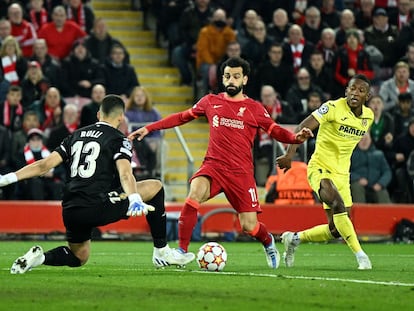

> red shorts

[{"left": 191, "top": 164, "right": 261, "bottom": 213}]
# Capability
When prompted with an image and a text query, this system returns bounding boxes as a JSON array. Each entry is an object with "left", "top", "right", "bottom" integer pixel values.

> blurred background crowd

[{"left": 0, "top": 0, "right": 413, "bottom": 204}]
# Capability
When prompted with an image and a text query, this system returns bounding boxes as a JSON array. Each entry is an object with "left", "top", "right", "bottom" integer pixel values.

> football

[{"left": 197, "top": 242, "right": 227, "bottom": 272}]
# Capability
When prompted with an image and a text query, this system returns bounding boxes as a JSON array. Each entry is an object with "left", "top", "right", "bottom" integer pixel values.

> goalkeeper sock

[
  {"left": 43, "top": 246, "right": 81, "bottom": 267},
  {"left": 145, "top": 187, "right": 167, "bottom": 248},
  {"left": 178, "top": 198, "right": 199, "bottom": 252},
  {"left": 246, "top": 222, "right": 272, "bottom": 246},
  {"left": 333, "top": 212, "right": 362, "bottom": 253},
  {"left": 299, "top": 224, "right": 334, "bottom": 242}
]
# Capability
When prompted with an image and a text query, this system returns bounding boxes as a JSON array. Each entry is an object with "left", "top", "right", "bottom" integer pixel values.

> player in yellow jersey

[{"left": 277, "top": 74, "right": 374, "bottom": 270}]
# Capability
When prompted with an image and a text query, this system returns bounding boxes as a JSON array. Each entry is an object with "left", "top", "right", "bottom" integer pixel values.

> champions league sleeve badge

[
  {"left": 123, "top": 138, "right": 132, "bottom": 151},
  {"left": 318, "top": 104, "right": 329, "bottom": 114}
]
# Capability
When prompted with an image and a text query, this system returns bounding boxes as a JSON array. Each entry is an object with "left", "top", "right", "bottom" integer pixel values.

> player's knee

[{"left": 71, "top": 247, "right": 90, "bottom": 266}]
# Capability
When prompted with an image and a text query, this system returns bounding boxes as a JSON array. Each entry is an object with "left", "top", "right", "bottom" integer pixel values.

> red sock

[
  {"left": 178, "top": 198, "right": 200, "bottom": 252},
  {"left": 246, "top": 222, "right": 272, "bottom": 246}
]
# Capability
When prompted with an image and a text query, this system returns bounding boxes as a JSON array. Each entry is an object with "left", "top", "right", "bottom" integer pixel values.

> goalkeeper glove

[
  {"left": 0, "top": 173, "right": 17, "bottom": 187},
  {"left": 126, "top": 193, "right": 155, "bottom": 217}
]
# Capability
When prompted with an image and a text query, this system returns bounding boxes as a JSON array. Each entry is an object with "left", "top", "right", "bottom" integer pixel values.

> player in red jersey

[{"left": 129, "top": 57, "right": 313, "bottom": 269}]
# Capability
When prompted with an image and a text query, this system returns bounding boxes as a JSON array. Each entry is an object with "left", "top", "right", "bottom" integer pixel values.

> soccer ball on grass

[{"left": 197, "top": 242, "right": 227, "bottom": 272}]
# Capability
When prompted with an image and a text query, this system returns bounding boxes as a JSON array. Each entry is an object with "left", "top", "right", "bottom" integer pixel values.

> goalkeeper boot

[
  {"left": 263, "top": 234, "right": 280, "bottom": 269},
  {"left": 281, "top": 231, "right": 299, "bottom": 268},
  {"left": 10, "top": 245, "right": 44, "bottom": 274},
  {"left": 357, "top": 254, "right": 372, "bottom": 270},
  {"left": 152, "top": 245, "right": 195, "bottom": 268}
]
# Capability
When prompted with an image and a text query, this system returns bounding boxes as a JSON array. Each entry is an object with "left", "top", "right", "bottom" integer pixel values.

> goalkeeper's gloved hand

[
  {"left": 0, "top": 173, "right": 17, "bottom": 187},
  {"left": 126, "top": 193, "right": 155, "bottom": 217}
]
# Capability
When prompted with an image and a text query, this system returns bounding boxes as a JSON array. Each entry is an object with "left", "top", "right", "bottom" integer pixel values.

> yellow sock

[
  {"left": 299, "top": 224, "right": 334, "bottom": 242},
  {"left": 333, "top": 212, "right": 362, "bottom": 253}
]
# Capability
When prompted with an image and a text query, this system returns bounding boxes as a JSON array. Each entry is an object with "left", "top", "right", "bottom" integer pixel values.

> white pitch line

[{"left": 186, "top": 270, "right": 414, "bottom": 287}]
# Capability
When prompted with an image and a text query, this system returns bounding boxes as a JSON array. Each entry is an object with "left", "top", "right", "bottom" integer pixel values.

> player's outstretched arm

[
  {"left": 277, "top": 115, "right": 319, "bottom": 171},
  {"left": 128, "top": 127, "right": 149, "bottom": 141},
  {"left": 295, "top": 127, "right": 314, "bottom": 142},
  {"left": 0, "top": 152, "right": 63, "bottom": 187},
  {"left": 128, "top": 110, "right": 197, "bottom": 141},
  {"left": 116, "top": 158, "right": 155, "bottom": 217}
]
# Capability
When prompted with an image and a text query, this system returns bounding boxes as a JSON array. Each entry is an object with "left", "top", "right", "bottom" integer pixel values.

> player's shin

[
  {"left": 245, "top": 222, "right": 272, "bottom": 246},
  {"left": 43, "top": 246, "right": 81, "bottom": 267},
  {"left": 299, "top": 224, "right": 334, "bottom": 242},
  {"left": 145, "top": 187, "right": 167, "bottom": 248},
  {"left": 333, "top": 212, "right": 362, "bottom": 253},
  {"left": 178, "top": 198, "right": 200, "bottom": 252}
]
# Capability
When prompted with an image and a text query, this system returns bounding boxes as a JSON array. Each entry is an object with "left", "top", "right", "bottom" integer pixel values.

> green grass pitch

[{"left": 0, "top": 240, "right": 413, "bottom": 311}]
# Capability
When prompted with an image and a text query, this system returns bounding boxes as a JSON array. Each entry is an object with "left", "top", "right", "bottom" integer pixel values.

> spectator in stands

[
  {"left": 368, "top": 95, "right": 395, "bottom": 165},
  {"left": 28, "top": 0, "right": 50, "bottom": 34},
  {"left": 65, "top": 0, "right": 95, "bottom": 34},
  {"left": 390, "top": 92, "right": 414, "bottom": 138},
  {"left": 170, "top": 0, "right": 213, "bottom": 86},
  {"left": 391, "top": 117, "right": 414, "bottom": 203},
  {"left": 333, "top": 29, "right": 374, "bottom": 98},
  {"left": 46, "top": 103, "right": 78, "bottom": 151},
  {"left": 241, "top": 20, "right": 272, "bottom": 97},
  {"left": 0, "top": 35, "right": 28, "bottom": 87},
  {"left": 379, "top": 61, "right": 414, "bottom": 111},
  {"left": 321, "top": 0, "right": 341, "bottom": 29},
  {"left": 17, "top": 128, "right": 63, "bottom": 200},
  {"left": 266, "top": 8, "right": 292, "bottom": 43},
  {"left": 20, "top": 60, "right": 50, "bottom": 109},
  {"left": 103, "top": 44, "right": 139, "bottom": 101},
  {"left": 10, "top": 110, "right": 40, "bottom": 172},
  {"left": 38, "top": 5, "right": 87, "bottom": 60},
  {"left": 256, "top": 42, "right": 294, "bottom": 99},
  {"left": 260, "top": 84, "right": 296, "bottom": 125},
  {"left": 0, "top": 19, "right": 11, "bottom": 46},
  {"left": 0, "top": 85, "right": 24, "bottom": 133},
  {"left": 292, "top": 0, "right": 308, "bottom": 25},
  {"left": 8, "top": 3, "right": 37, "bottom": 58},
  {"left": 389, "top": 0, "right": 411, "bottom": 31},
  {"left": 29, "top": 86, "right": 65, "bottom": 134},
  {"left": 84, "top": 17, "right": 130, "bottom": 65},
  {"left": 285, "top": 67, "right": 325, "bottom": 122},
  {"left": 126, "top": 85, "right": 162, "bottom": 177},
  {"left": 356, "top": 29, "right": 384, "bottom": 87},
  {"left": 236, "top": 9, "right": 259, "bottom": 50},
  {"left": 354, "top": 0, "right": 375, "bottom": 30},
  {"left": 61, "top": 38, "right": 104, "bottom": 98},
  {"left": 0, "top": 124, "right": 14, "bottom": 199},
  {"left": 79, "top": 83, "right": 105, "bottom": 127},
  {"left": 302, "top": 6, "right": 329, "bottom": 45},
  {"left": 29, "top": 39, "right": 61, "bottom": 89},
  {"left": 242, "top": 20, "right": 273, "bottom": 68},
  {"left": 364, "top": 8, "right": 399, "bottom": 82},
  {"left": 195, "top": 8, "right": 236, "bottom": 97},
  {"left": 400, "top": 42, "right": 414, "bottom": 80},
  {"left": 156, "top": 0, "right": 191, "bottom": 49},
  {"left": 335, "top": 9, "right": 356, "bottom": 47},
  {"left": 315, "top": 27, "right": 338, "bottom": 74},
  {"left": 307, "top": 50, "right": 334, "bottom": 99},
  {"left": 282, "top": 24, "right": 314, "bottom": 75},
  {"left": 395, "top": 12, "right": 414, "bottom": 61},
  {"left": 125, "top": 86, "right": 161, "bottom": 130},
  {"left": 350, "top": 132, "right": 392, "bottom": 203}
]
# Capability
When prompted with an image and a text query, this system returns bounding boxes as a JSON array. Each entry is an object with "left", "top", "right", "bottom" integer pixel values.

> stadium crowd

[{"left": 0, "top": 0, "right": 413, "bottom": 204}]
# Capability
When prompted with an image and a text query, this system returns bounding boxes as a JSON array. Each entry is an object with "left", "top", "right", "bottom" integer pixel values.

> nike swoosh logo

[
  {"left": 252, "top": 203, "right": 257, "bottom": 208},
  {"left": 213, "top": 105, "right": 222, "bottom": 108}
]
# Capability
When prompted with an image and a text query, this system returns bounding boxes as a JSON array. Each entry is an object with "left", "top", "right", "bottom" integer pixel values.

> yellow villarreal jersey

[{"left": 309, "top": 97, "right": 374, "bottom": 175}]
